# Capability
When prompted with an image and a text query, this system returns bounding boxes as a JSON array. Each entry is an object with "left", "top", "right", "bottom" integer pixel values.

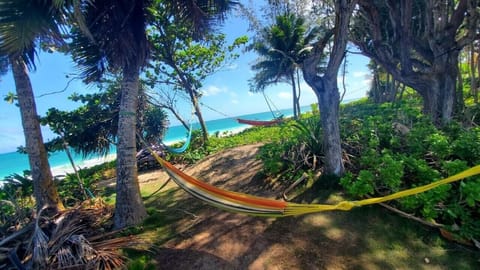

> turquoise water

[{"left": 0, "top": 107, "right": 307, "bottom": 179}]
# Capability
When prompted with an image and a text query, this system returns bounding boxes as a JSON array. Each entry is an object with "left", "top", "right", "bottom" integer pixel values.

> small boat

[{"left": 236, "top": 118, "right": 283, "bottom": 126}]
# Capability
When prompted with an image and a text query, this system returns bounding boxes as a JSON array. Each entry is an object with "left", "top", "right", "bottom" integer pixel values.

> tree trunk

[
  {"left": 418, "top": 51, "right": 459, "bottom": 124},
  {"left": 114, "top": 66, "right": 147, "bottom": 229},
  {"left": 371, "top": 68, "right": 380, "bottom": 103},
  {"left": 307, "top": 77, "right": 345, "bottom": 176},
  {"left": 188, "top": 89, "right": 209, "bottom": 144},
  {"left": 10, "top": 55, "right": 64, "bottom": 212},
  {"left": 456, "top": 61, "right": 465, "bottom": 114},
  {"left": 290, "top": 72, "right": 299, "bottom": 119},
  {"left": 319, "top": 80, "right": 344, "bottom": 176},
  {"left": 296, "top": 69, "right": 302, "bottom": 117},
  {"left": 170, "top": 107, "right": 190, "bottom": 131},
  {"left": 303, "top": 69, "right": 345, "bottom": 177},
  {"left": 301, "top": 0, "right": 353, "bottom": 176},
  {"left": 470, "top": 44, "right": 478, "bottom": 104}
]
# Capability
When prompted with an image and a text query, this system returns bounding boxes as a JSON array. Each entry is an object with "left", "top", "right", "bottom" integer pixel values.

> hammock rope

[
  {"left": 144, "top": 144, "right": 480, "bottom": 217},
  {"left": 163, "top": 124, "right": 193, "bottom": 154},
  {"left": 236, "top": 92, "right": 284, "bottom": 127},
  {"left": 162, "top": 109, "right": 195, "bottom": 154},
  {"left": 262, "top": 91, "right": 282, "bottom": 119}
]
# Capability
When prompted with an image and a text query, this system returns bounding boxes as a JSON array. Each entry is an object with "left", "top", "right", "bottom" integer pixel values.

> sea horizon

[{"left": 0, "top": 106, "right": 309, "bottom": 179}]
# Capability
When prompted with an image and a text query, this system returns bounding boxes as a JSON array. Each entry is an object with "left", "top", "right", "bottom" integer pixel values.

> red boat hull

[{"left": 236, "top": 118, "right": 282, "bottom": 126}]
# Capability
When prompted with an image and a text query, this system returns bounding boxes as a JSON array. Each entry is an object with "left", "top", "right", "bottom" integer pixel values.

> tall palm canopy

[
  {"left": 0, "top": 0, "right": 68, "bottom": 67},
  {"left": 70, "top": 0, "right": 240, "bottom": 228},
  {"left": 250, "top": 13, "right": 319, "bottom": 118},
  {"left": 70, "top": 0, "right": 150, "bottom": 82},
  {"left": 167, "top": 0, "right": 238, "bottom": 38},
  {"left": 251, "top": 13, "right": 317, "bottom": 90}
]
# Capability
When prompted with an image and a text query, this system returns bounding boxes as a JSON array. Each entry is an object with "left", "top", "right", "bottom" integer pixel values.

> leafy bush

[
  {"left": 257, "top": 116, "right": 325, "bottom": 184},
  {"left": 57, "top": 160, "right": 116, "bottom": 206},
  {"left": 340, "top": 100, "right": 480, "bottom": 240},
  {"left": 0, "top": 171, "right": 34, "bottom": 232}
]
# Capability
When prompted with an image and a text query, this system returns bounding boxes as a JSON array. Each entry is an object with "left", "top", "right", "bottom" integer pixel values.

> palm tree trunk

[
  {"left": 290, "top": 72, "right": 298, "bottom": 119},
  {"left": 10, "top": 55, "right": 64, "bottom": 212},
  {"left": 114, "top": 65, "right": 147, "bottom": 229}
]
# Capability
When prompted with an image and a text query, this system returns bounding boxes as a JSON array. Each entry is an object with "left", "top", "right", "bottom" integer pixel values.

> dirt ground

[{"left": 136, "top": 143, "right": 479, "bottom": 270}]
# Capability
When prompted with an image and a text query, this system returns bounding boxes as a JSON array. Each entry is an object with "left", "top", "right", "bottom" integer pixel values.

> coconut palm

[
  {"left": 69, "top": 0, "right": 151, "bottom": 229},
  {"left": 0, "top": 0, "right": 67, "bottom": 212},
  {"left": 70, "top": 0, "right": 238, "bottom": 228},
  {"left": 250, "top": 13, "right": 319, "bottom": 119}
]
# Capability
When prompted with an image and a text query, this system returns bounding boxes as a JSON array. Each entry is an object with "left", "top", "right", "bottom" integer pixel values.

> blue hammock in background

[{"left": 163, "top": 125, "right": 193, "bottom": 154}]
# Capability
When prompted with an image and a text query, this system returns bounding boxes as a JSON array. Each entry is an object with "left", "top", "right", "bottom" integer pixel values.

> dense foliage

[
  {"left": 0, "top": 161, "right": 116, "bottom": 232},
  {"left": 339, "top": 100, "right": 480, "bottom": 240},
  {"left": 42, "top": 80, "right": 169, "bottom": 157},
  {"left": 257, "top": 98, "right": 480, "bottom": 240}
]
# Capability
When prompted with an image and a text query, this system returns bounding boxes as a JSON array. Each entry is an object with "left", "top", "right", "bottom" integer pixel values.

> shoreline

[
  {"left": 50, "top": 153, "right": 117, "bottom": 177},
  {"left": 1, "top": 107, "right": 300, "bottom": 179},
  {"left": 49, "top": 126, "right": 251, "bottom": 177}
]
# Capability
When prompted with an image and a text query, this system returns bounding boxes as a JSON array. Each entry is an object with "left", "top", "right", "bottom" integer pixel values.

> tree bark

[
  {"left": 319, "top": 78, "right": 344, "bottom": 176},
  {"left": 114, "top": 65, "right": 147, "bottom": 229},
  {"left": 290, "top": 72, "right": 299, "bottom": 119},
  {"left": 296, "top": 69, "right": 302, "bottom": 117},
  {"left": 188, "top": 89, "right": 209, "bottom": 143},
  {"left": 353, "top": 0, "right": 478, "bottom": 124},
  {"left": 415, "top": 50, "right": 459, "bottom": 124},
  {"left": 10, "top": 55, "right": 64, "bottom": 212},
  {"left": 301, "top": 0, "right": 355, "bottom": 176},
  {"left": 470, "top": 44, "right": 478, "bottom": 104}
]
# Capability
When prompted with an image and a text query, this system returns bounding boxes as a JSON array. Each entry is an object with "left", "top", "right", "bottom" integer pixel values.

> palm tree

[
  {"left": 250, "top": 13, "right": 318, "bottom": 119},
  {"left": 71, "top": 0, "right": 238, "bottom": 228},
  {"left": 0, "top": 0, "right": 66, "bottom": 212},
  {"left": 70, "top": 0, "right": 151, "bottom": 229}
]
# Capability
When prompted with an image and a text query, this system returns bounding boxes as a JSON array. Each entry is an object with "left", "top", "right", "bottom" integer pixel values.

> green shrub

[{"left": 339, "top": 100, "right": 480, "bottom": 240}]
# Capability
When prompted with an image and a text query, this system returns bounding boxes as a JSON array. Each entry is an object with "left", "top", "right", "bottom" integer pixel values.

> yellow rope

[
  {"left": 140, "top": 132, "right": 480, "bottom": 216},
  {"left": 284, "top": 165, "right": 480, "bottom": 216}
]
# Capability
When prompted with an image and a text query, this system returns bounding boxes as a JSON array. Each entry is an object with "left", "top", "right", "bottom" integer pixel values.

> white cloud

[
  {"left": 362, "top": 77, "right": 373, "bottom": 87},
  {"left": 201, "top": 85, "right": 227, "bottom": 96},
  {"left": 353, "top": 71, "right": 369, "bottom": 78},
  {"left": 226, "top": 63, "right": 238, "bottom": 70},
  {"left": 278, "top": 91, "right": 292, "bottom": 99}
]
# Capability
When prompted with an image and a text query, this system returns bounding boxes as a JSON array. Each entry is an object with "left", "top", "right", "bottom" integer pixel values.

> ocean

[{"left": 0, "top": 107, "right": 307, "bottom": 179}]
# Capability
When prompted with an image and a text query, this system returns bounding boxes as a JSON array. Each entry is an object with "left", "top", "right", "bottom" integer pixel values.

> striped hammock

[{"left": 148, "top": 149, "right": 480, "bottom": 217}]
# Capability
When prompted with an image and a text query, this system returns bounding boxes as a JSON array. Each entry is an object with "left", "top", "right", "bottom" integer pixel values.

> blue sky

[{"left": 0, "top": 9, "right": 371, "bottom": 154}]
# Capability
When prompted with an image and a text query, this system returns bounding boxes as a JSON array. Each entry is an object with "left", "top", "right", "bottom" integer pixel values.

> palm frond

[
  {"left": 0, "top": 0, "right": 67, "bottom": 69},
  {"left": 166, "top": 0, "right": 238, "bottom": 38},
  {"left": 69, "top": 28, "right": 107, "bottom": 83}
]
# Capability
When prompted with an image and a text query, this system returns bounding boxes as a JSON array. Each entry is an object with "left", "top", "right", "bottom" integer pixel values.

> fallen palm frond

[{"left": 0, "top": 199, "right": 147, "bottom": 269}]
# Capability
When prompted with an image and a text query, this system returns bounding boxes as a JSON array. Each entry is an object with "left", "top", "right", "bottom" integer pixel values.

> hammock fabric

[
  {"left": 164, "top": 126, "right": 193, "bottom": 154},
  {"left": 236, "top": 118, "right": 282, "bottom": 127},
  {"left": 148, "top": 149, "right": 480, "bottom": 217}
]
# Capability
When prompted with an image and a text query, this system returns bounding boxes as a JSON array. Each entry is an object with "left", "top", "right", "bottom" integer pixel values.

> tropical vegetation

[{"left": 1, "top": 0, "right": 480, "bottom": 268}]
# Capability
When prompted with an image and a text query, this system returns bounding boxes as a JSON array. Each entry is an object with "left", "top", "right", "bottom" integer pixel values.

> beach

[
  {"left": 1, "top": 107, "right": 300, "bottom": 179},
  {"left": 50, "top": 153, "right": 117, "bottom": 177},
  {"left": 49, "top": 126, "right": 250, "bottom": 177}
]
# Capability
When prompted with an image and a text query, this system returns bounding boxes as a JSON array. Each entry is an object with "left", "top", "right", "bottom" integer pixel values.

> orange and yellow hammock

[{"left": 149, "top": 149, "right": 480, "bottom": 217}]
